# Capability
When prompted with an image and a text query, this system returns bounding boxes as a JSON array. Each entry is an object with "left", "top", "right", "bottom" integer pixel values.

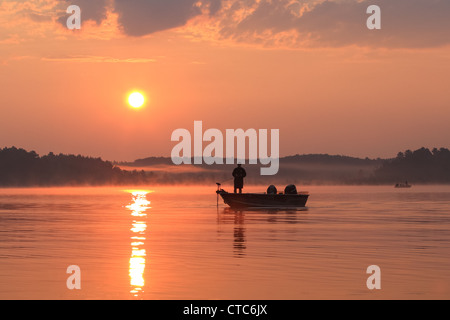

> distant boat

[
  {"left": 216, "top": 188, "right": 309, "bottom": 209},
  {"left": 395, "top": 182, "right": 412, "bottom": 188}
]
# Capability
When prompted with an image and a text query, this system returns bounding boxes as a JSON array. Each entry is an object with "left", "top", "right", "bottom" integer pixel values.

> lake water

[{"left": 0, "top": 185, "right": 450, "bottom": 300}]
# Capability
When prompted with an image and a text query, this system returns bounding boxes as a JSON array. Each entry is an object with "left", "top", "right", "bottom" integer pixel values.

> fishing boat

[
  {"left": 216, "top": 184, "right": 309, "bottom": 209},
  {"left": 395, "top": 182, "right": 412, "bottom": 188}
]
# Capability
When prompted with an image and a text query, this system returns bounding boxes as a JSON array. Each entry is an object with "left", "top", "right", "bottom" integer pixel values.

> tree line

[
  {"left": 1, "top": 146, "right": 449, "bottom": 186},
  {"left": 371, "top": 147, "right": 450, "bottom": 184},
  {"left": 0, "top": 147, "right": 147, "bottom": 186}
]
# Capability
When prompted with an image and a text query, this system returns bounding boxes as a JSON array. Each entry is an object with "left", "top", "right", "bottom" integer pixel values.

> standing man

[{"left": 232, "top": 163, "right": 246, "bottom": 194}]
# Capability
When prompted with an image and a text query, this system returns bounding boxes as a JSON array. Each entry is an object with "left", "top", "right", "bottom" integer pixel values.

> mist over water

[{"left": 0, "top": 185, "right": 449, "bottom": 299}]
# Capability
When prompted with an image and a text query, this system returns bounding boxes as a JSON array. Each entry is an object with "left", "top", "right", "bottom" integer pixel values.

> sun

[{"left": 128, "top": 92, "right": 145, "bottom": 109}]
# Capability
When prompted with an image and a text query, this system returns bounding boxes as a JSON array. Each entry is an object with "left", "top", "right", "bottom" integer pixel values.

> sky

[{"left": 1, "top": 0, "right": 450, "bottom": 161}]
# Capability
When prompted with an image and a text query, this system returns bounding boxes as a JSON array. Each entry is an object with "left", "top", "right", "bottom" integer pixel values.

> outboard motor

[
  {"left": 284, "top": 184, "right": 298, "bottom": 195},
  {"left": 267, "top": 185, "right": 277, "bottom": 194}
]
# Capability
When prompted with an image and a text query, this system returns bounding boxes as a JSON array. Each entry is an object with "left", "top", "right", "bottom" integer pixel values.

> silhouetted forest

[
  {"left": 0, "top": 147, "right": 147, "bottom": 186},
  {"left": 1, "top": 146, "right": 450, "bottom": 186},
  {"left": 119, "top": 154, "right": 382, "bottom": 185},
  {"left": 121, "top": 147, "right": 450, "bottom": 185},
  {"left": 371, "top": 147, "right": 450, "bottom": 184}
]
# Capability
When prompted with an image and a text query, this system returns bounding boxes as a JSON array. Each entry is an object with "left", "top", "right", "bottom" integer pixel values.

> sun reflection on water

[{"left": 126, "top": 190, "right": 151, "bottom": 297}]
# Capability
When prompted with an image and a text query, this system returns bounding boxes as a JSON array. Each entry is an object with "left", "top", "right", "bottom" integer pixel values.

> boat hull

[
  {"left": 395, "top": 184, "right": 412, "bottom": 188},
  {"left": 217, "top": 190, "right": 309, "bottom": 209}
]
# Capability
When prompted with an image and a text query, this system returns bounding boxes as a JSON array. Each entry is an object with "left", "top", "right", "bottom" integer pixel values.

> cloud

[
  {"left": 109, "top": 0, "right": 450, "bottom": 48},
  {"left": 209, "top": 0, "right": 223, "bottom": 16},
  {"left": 34, "top": 0, "right": 450, "bottom": 48},
  {"left": 222, "top": 0, "right": 450, "bottom": 48},
  {"left": 57, "top": 0, "right": 110, "bottom": 26},
  {"left": 296, "top": 0, "right": 450, "bottom": 48},
  {"left": 0, "top": 0, "right": 62, "bottom": 44},
  {"left": 113, "top": 0, "right": 203, "bottom": 36},
  {"left": 56, "top": 0, "right": 221, "bottom": 36}
]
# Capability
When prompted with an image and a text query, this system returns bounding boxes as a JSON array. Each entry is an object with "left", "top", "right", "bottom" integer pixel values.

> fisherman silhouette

[{"left": 232, "top": 164, "right": 247, "bottom": 194}]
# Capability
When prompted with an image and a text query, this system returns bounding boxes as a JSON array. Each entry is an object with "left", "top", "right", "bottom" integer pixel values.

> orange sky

[{"left": 1, "top": 0, "right": 450, "bottom": 161}]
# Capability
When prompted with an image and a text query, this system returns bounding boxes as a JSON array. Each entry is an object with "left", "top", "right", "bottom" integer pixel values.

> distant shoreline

[{"left": 1, "top": 146, "right": 450, "bottom": 187}]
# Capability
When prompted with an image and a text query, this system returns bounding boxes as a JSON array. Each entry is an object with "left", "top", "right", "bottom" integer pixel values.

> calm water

[{"left": 1, "top": 185, "right": 450, "bottom": 300}]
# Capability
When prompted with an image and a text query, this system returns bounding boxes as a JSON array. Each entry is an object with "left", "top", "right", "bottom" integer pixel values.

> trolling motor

[
  {"left": 216, "top": 183, "right": 221, "bottom": 207},
  {"left": 215, "top": 179, "right": 232, "bottom": 206}
]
